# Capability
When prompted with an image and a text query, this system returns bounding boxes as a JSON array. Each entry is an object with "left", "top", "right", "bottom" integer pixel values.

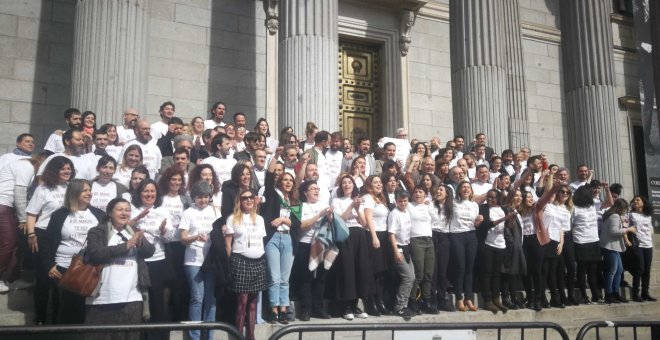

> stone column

[
  {"left": 450, "top": 0, "right": 509, "bottom": 152},
  {"left": 71, "top": 0, "right": 150, "bottom": 125},
  {"left": 650, "top": 0, "right": 660, "bottom": 120},
  {"left": 279, "top": 0, "right": 338, "bottom": 134},
  {"left": 560, "top": 0, "right": 622, "bottom": 183},
  {"left": 502, "top": 0, "right": 529, "bottom": 150}
]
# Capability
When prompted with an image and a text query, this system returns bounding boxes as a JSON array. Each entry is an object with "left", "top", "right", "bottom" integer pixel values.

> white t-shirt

[
  {"left": 430, "top": 203, "right": 450, "bottom": 233},
  {"left": 450, "top": 200, "right": 479, "bottom": 233},
  {"left": 522, "top": 213, "right": 535, "bottom": 236},
  {"left": 202, "top": 156, "right": 236, "bottom": 190},
  {"left": 119, "top": 140, "right": 162, "bottom": 179},
  {"left": 38, "top": 153, "right": 95, "bottom": 180},
  {"left": 87, "top": 230, "right": 142, "bottom": 305},
  {"left": 106, "top": 145, "right": 122, "bottom": 162},
  {"left": 471, "top": 181, "right": 491, "bottom": 197},
  {"left": 26, "top": 184, "right": 67, "bottom": 230},
  {"left": 485, "top": 207, "right": 506, "bottom": 249},
  {"left": 0, "top": 152, "right": 30, "bottom": 171},
  {"left": 360, "top": 194, "right": 389, "bottom": 232},
  {"left": 55, "top": 209, "right": 100, "bottom": 268},
  {"left": 179, "top": 205, "right": 217, "bottom": 266},
  {"left": 161, "top": 195, "right": 186, "bottom": 240},
  {"left": 116, "top": 126, "right": 136, "bottom": 144},
  {"left": 0, "top": 159, "right": 34, "bottom": 207},
  {"left": 150, "top": 121, "right": 168, "bottom": 141},
  {"left": 113, "top": 167, "right": 134, "bottom": 188},
  {"left": 203, "top": 119, "right": 225, "bottom": 130},
  {"left": 572, "top": 205, "right": 599, "bottom": 244},
  {"left": 569, "top": 180, "right": 587, "bottom": 193},
  {"left": 44, "top": 132, "right": 64, "bottom": 153},
  {"left": 325, "top": 150, "right": 343, "bottom": 185},
  {"left": 629, "top": 212, "right": 653, "bottom": 248},
  {"left": 377, "top": 137, "right": 410, "bottom": 164},
  {"left": 90, "top": 181, "right": 118, "bottom": 212},
  {"left": 300, "top": 201, "right": 329, "bottom": 243},
  {"left": 387, "top": 208, "right": 412, "bottom": 246},
  {"left": 543, "top": 204, "right": 569, "bottom": 242},
  {"left": 225, "top": 213, "right": 266, "bottom": 259},
  {"left": 130, "top": 206, "right": 173, "bottom": 262},
  {"left": 408, "top": 202, "right": 433, "bottom": 238},
  {"left": 332, "top": 196, "right": 361, "bottom": 228}
]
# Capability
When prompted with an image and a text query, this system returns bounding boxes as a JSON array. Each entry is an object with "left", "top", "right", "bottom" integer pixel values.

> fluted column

[
  {"left": 450, "top": 0, "right": 509, "bottom": 152},
  {"left": 650, "top": 0, "right": 660, "bottom": 120},
  {"left": 560, "top": 0, "right": 622, "bottom": 183},
  {"left": 279, "top": 0, "right": 338, "bottom": 133},
  {"left": 502, "top": 0, "right": 529, "bottom": 150},
  {"left": 71, "top": 0, "right": 150, "bottom": 125}
]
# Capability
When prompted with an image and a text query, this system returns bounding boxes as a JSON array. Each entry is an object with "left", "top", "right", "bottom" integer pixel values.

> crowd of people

[{"left": 0, "top": 102, "right": 656, "bottom": 340}]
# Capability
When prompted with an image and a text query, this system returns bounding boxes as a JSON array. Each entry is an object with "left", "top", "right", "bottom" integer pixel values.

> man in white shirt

[
  {"left": 343, "top": 137, "right": 376, "bottom": 176},
  {"left": 453, "top": 135, "right": 466, "bottom": 159},
  {"left": 569, "top": 164, "right": 592, "bottom": 192},
  {"left": 43, "top": 108, "right": 82, "bottom": 154},
  {"left": 0, "top": 133, "right": 35, "bottom": 170},
  {"left": 325, "top": 132, "right": 344, "bottom": 184},
  {"left": 471, "top": 164, "right": 491, "bottom": 204},
  {"left": 150, "top": 101, "right": 175, "bottom": 141},
  {"left": 39, "top": 129, "right": 94, "bottom": 180},
  {"left": 202, "top": 133, "right": 237, "bottom": 187},
  {"left": 116, "top": 108, "right": 139, "bottom": 145},
  {"left": 119, "top": 120, "right": 163, "bottom": 179},
  {"left": 204, "top": 102, "right": 227, "bottom": 130}
]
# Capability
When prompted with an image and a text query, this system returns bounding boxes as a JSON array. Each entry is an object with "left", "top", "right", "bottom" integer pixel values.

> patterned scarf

[{"left": 13, "top": 148, "right": 31, "bottom": 156}]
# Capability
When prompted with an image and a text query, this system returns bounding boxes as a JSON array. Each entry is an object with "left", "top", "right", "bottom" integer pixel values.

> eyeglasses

[{"left": 240, "top": 195, "right": 255, "bottom": 201}]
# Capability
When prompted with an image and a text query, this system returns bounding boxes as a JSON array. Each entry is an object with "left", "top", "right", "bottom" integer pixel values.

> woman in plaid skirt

[{"left": 224, "top": 188, "right": 267, "bottom": 340}]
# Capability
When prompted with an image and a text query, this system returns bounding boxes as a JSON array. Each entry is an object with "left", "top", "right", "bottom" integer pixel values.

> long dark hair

[
  {"left": 336, "top": 174, "right": 359, "bottom": 198},
  {"left": 158, "top": 167, "right": 186, "bottom": 196},
  {"left": 42, "top": 156, "right": 75, "bottom": 188},
  {"left": 572, "top": 186, "right": 594, "bottom": 208},
  {"left": 631, "top": 195, "right": 653, "bottom": 216},
  {"left": 188, "top": 164, "right": 220, "bottom": 195},
  {"left": 435, "top": 185, "right": 454, "bottom": 222},
  {"left": 131, "top": 179, "right": 163, "bottom": 208}
]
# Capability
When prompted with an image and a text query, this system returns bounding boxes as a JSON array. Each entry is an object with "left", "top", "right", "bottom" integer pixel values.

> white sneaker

[
  {"left": 0, "top": 281, "right": 10, "bottom": 293},
  {"left": 343, "top": 307, "right": 354, "bottom": 321},
  {"left": 353, "top": 307, "right": 368, "bottom": 319}
]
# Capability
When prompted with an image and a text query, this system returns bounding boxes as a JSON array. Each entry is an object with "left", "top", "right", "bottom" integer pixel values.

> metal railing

[
  {"left": 268, "top": 322, "right": 570, "bottom": 340},
  {"left": 575, "top": 320, "right": 660, "bottom": 340},
  {"left": 0, "top": 322, "right": 244, "bottom": 340}
]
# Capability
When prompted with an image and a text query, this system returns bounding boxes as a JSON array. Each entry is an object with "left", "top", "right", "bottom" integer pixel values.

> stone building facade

[{"left": 0, "top": 0, "right": 651, "bottom": 195}]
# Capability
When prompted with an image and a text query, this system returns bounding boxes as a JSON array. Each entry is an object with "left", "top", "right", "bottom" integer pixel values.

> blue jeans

[
  {"left": 185, "top": 265, "right": 216, "bottom": 340},
  {"left": 601, "top": 248, "right": 623, "bottom": 294},
  {"left": 265, "top": 232, "right": 294, "bottom": 308}
]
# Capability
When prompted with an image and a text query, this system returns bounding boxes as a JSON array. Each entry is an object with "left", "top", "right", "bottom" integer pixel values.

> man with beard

[
  {"left": 501, "top": 149, "right": 515, "bottom": 176},
  {"left": 116, "top": 108, "right": 139, "bottom": 145},
  {"left": 569, "top": 164, "right": 592, "bottom": 192},
  {"left": 343, "top": 137, "right": 376, "bottom": 176},
  {"left": 38, "top": 129, "right": 94, "bottom": 179},
  {"left": 325, "top": 132, "right": 344, "bottom": 184},
  {"left": 156, "top": 117, "right": 185, "bottom": 157},
  {"left": 120, "top": 119, "right": 163, "bottom": 178},
  {"left": 453, "top": 135, "right": 466, "bottom": 159},
  {"left": 204, "top": 102, "right": 227, "bottom": 130},
  {"left": 43, "top": 108, "right": 82, "bottom": 154},
  {"left": 202, "top": 133, "right": 237, "bottom": 189},
  {"left": 0, "top": 133, "right": 35, "bottom": 169},
  {"left": 282, "top": 145, "right": 299, "bottom": 176},
  {"left": 444, "top": 165, "right": 466, "bottom": 197}
]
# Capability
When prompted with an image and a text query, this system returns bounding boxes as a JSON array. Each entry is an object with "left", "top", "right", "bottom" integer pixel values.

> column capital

[
  {"left": 264, "top": 0, "right": 279, "bottom": 35},
  {"left": 399, "top": 9, "right": 416, "bottom": 57}
]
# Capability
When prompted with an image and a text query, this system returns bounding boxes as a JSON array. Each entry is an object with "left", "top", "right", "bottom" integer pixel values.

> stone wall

[{"left": 0, "top": 0, "right": 76, "bottom": 154}]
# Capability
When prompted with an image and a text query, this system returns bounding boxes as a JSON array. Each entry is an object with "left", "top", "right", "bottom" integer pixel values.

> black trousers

[
  {"left": 431, "top": 231, "right": 451, "bottom": 299},
  {"left": 479, "top": 244, "right": 505, "bottom": 300},
  {"left": 34, "top": 228, "right": 59, "bottom": 324},
  {"left": 633, "top": 247, "right": 653, "bottom": 295},
  {"left": 522, "top": 234, "right": 544, "bottom": 302},
  {"left": 540, "top": 241, "right": 559, "bottom": 300},
  {"left": 54, "top": 265, "right": 85, "bottom": 325},
  {"left": 146, "top": 259, "right": 171, "bottom": 340},
  {"left": 556, "top": 232, "right": 576, "bottom": 299},
  {"left": 292, "top": 242, "right": 327, "bottom": 314},
  {"left": 165, "top": 242, "right": 189, "bottom": 321}
]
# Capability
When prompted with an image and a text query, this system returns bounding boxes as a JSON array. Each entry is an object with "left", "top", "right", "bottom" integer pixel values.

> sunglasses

[
  {"left": 559, "top": 190, "right": 570, "bottom": 195},
  {"left": 240, "top": 195, "right": 255, "bottom": 201}
]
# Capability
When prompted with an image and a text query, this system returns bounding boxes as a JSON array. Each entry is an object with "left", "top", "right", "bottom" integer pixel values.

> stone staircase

[{"left": 2, "top": 238, "right": 659, "bottom": 340}]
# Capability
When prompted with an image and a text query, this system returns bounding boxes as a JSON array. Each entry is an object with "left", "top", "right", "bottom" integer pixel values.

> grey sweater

[{"left": 599, "top": 213, "right": 626, "bottom": 252}]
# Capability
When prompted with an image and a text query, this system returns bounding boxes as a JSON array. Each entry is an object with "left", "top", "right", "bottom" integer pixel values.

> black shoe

[
  {"left": 502, "top": 297, "right": 518, "bottom": 310},
  {"left": 605, "top": 294, "right": 620, "bottom": 304},
  {"left": 541, "top": 299, "right": 550, "bottom": 309},
  {"left": 570, "top": 295, "right": 581, "bottom": 306},
  {"left": 614, "top": 293, "right": 628, "bottom": 303},
  {"left": 533, "top": 302, "right": 542, "bottom": 311},
  {"left": 394, "top": 307, "right": 413, "bottom": 321},
  {"left": 438, "top": 298, "right": 455, "bottom": 312},
  {"left": 299, "top": 312, "right": 311, "bottom": 321},
  {"left": 632, "top": 294, "right": 644, "bottom": 302},
  {"left": 267, "top": 311, "right": 278, "bottom": 324},
  {"left": 277, "top": 311, "right": 289, "bottom": 324},
  {"left": 620, "top": 280, "right": 630, "bottom": 287},
  {"left": 421, "top": 300, "right": 439, "bottom": 314},
  {"left": 580, "top": 296, "right": 592, "bottom": 305},
  {"left": 408, "top": 298, "right": 421, "bottom": 315},
  {"left": 365, "top": 297, "right": 380, "bottom": 316},
  {"left": 377, "top": 300, "right": 391, "bottom": 315},
  {"left": 549, "top": 299, "right": 565, "bottom": 309},
  {"left": 642, "top": 293, "right": 657, "bottom": 302},
  {"left": 312, "top": 310, "right": 331, "bottom": 319}
]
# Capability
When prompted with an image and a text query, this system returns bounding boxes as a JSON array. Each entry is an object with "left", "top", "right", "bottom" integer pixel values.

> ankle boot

[
  {"left": 502, "top": 295, "right": 518, "bottom": 310},
  {"left": 483, "top": 299, "right": 499, "bottom": 314},
  {"left": 376, "top": 298, "right": 391, "bottom": 315},
  {"left": 605, "top": 293, "right": 621, "bottom": 304},
  {"left": 455, "top": 299, "right": 467, "bottom": 312},
  {"left": 614, "top": 292, "right": 628, "bottom": 303},
  {"left": 549, "top": 291, "right": 565, "bottom": 309},
  {"left": 642, "top": 292, "right": 657, "bottom": 302},
  {"left": 365, "top": 296, "right": 380, "bottom": 316},
  {"left": 493, "top": 296, "right": 508, "bottom": 314},
  {"left": 437, "top": 293, "right": 455, "bottom": 312}
]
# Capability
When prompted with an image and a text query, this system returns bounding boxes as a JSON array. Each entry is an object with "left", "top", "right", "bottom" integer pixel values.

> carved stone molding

[
  {"left": 264, "top": 0, "right": 279, "bottom": 35},
  {"left": 399, "top": 9, "right": 416, "bottom": 56}
]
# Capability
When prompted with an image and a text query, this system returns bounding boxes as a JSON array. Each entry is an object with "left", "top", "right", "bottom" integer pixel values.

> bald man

[
  {"left": 118, "top": 119, "right": 162, "bottom": 178},
  {"left": 116, "top": 108, "right": 139, "bottom": 144}
]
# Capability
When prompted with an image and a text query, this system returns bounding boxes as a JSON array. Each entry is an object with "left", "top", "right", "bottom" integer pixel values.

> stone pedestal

[
  {"left": 502, "top": 0, "right": 529, "bottom": 150},
  {"left": 71, "top": 0, "right": 150, "bottom": 125},
  {"left": 278, "top": 0, "right": 338, "bottom": 134},
  {"left": 560, "top": 0, "right": 622, "bottom": 183},
  {"left": 450, "top": 0, "right": 509, "bottom": 152}
]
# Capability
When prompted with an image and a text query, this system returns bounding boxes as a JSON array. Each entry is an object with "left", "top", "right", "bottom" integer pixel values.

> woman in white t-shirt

[
  {"left": 179, "top": 181, "right": 218, "bottom": 340},
  {"left": 113, "top": 144, "right": 143, "bottom": 188},
  {"left": 157, "top": 166, "right": 192, "bottom": 321},
  {"left": 430, "top": 185, "right": 454, "bottom": 311},
  {"left": 628, "top": 195, "right": 656, "bottom": 302},
  {"left": 41, "top": 179, "right": 105, "bottom": 324},
  {"left": 25, "top": 156, "right": 73, "bottom": 324},
  {"left": 448, "top": 181, "right": 483, "bottom": 312},
  {"left": 571, "top": 186, "right": 603, "bottom": 304},
  {"left": 85, "top": 198, "right": 154, "bottom": 340},
  {"left": 127, "top": 178, "right": 174, "bottom": 336},
  {"left": 332, "top": 174, "right": 370, "bottom": 320},
  {"left": 99, "top": 123, "right": 122, "bottom": 161},
  {"left": 361, "top": 175, "right": 392, "bottom": 316},
  {"left": 225, "top": 189, "right": 267, "bottom": 340},
  {"left": 91, "top": 155, "right": 128, "bottom": 212}
]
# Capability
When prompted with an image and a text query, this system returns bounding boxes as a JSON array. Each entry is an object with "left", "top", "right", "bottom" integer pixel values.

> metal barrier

[
  {"left": 268, "top": 322, "right": 570, "bottom": 340},
  {"left": 575, "top": 320, "right": 660, "bottom": 340},
  {"left": 0, "top": 322, "right": 244, "bottom": 340}
]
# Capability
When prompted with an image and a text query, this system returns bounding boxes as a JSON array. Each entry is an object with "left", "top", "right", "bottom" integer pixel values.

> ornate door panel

[{"left": 339, "top": 42, "right": 381, "bottom": 143}]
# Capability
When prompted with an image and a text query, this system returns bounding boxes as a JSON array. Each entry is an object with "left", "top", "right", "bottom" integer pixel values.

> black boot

[
  {"left": 642, "top": 292, "right": 657, "bottom": 302},
  {"left": 376, "top": 297, "right": 391, "bottom": 315},
  {"left": 365, "top": 296, "right": 380, "bottom": 316},
  {"left": 549, "top": 291, "right": 565, "bottom": 309},
  {"left": 408, "top": 298, "right": 421, "bottom": 315},
  {"left": 605, "top": 293, "right": 621, "bottom": 304},
  {"left": 502, "top": 295, "right": 518, "bottom": 310},
  {"left": 632, "top": 288, "right": 643, "bottom": 302},
  {"left": 614, "top": 293, "right": 628, "bottom": 303}
]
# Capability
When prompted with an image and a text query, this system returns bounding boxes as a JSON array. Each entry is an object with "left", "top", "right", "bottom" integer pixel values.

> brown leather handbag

[{"left": 58, "top": 243, "right": 103, "bottom": 297}]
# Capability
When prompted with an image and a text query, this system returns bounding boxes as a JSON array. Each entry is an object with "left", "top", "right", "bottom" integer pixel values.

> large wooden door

[{"left": 339, "top": 42, "right": 381, "bottom": 143}]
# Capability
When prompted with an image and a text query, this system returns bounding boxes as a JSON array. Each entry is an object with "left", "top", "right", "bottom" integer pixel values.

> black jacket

[{"left": 260, "top": 170, "right": 301, "bottom": 244}]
